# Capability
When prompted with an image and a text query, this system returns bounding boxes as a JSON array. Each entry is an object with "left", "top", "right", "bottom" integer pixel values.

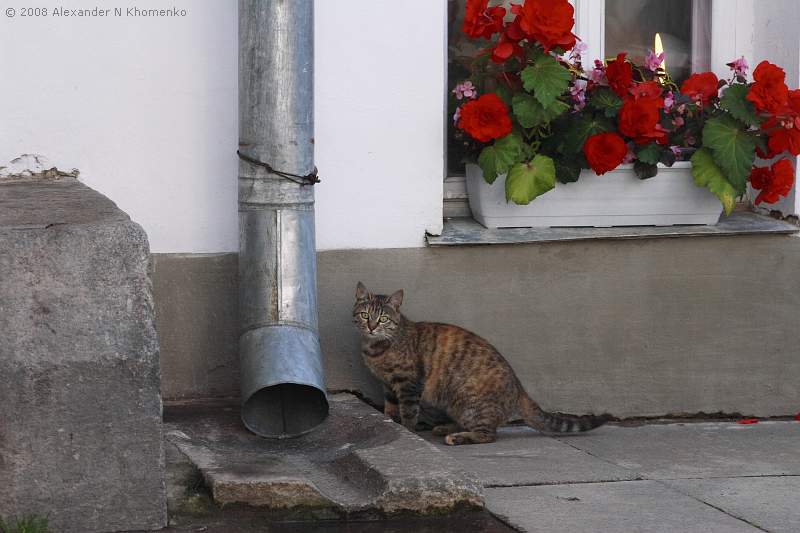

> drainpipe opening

[{"left": 242, "top": 384, "right": 329, "bottom": 438}]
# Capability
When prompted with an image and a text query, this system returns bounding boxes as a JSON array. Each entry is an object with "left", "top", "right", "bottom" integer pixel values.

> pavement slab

[
  {"left": 163, "top": 394, "right": 482, "bottom": 516},
  {"left": 423, "top": 426, "right": 638, "bottom": 487},
  {"left": 485, "top": 481, "right": 761, "bottom": 533},
  {"left": 555, "top": 421, "right": 800, "bottom": 479},
  {"left": 664, "top": 476, "right": 800, "bottom": 533}
]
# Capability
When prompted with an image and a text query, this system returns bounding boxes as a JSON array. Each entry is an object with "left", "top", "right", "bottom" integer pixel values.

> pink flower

[
  {"left": 589, "top": 61, "right": 606, "bottom": 84},
  {"left": 672, "top": 116, "right": 685, "bottom": 128},
  {"left": 644, "top": 50, "right": 665, "bottom": 72},
  {"left": 453, "top": 107, "right": 461, "bottom": 125},
  {"left": 622, "top": 143, "right": 636, "bottom": 164},
  {"left": 570, "top": 80, "right": 587, "bottom": 110},
  {"left": 728, "top": 56, "right": 749, "bottom": 78},
  {"left": 452, "top": 81, "right": 478, "bottom": 100},
  {"left": 670, "top": 145, "right": 682, "bottom": 158},
  {"left": 664, "top": 91, "right": 675, "bottom": 110},
  {"left": 569, "top": 41, "right": 588, "bottom": 61}
]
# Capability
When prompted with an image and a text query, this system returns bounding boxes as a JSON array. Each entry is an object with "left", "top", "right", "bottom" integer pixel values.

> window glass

[{"left": 605, "top": 0, "right": 710, "bottom": 85}]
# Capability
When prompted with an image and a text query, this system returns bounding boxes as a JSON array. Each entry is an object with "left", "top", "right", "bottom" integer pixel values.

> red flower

[
  {"left": 618, "top": 96, "right": 666, "bottom": 144},
  {"left": 463, "top": 0, "right": 506, "bottom": 40},
  {"left": 751, "top": 159, "right": 795, "bottom": 205},
  {"left": 789, "top": 89, "right": 800, "bottom": 114},
  {"left": 458, "top": 93, "right": 513, "bottom": 142},
  {"left": 491, "top": 31, "right": 525, "bottom": 64},
  {"left": 606, "top": 54, "right": 633, "bottom": 97},
  {"left": 505, "top": 14, "right": 525, "bottom": 42},
  {"left": 768, "top": 126, "right": 800, "bottom": 156},
  {"left": 737, "top": 418, "right": 759, "bottom": 425},
  {"left": 754, "top": 60, "right": 787, "bottom": 85},
  {"left": 517, "top": 0, "right": 576, "bottom": 52},
  {"left": 629, "top": 81, "right": 663, "bottom": 100},
  {"left": 680, "top": 72, "right": 719, "bottom": 106},
  {"left": 749, "top": 166, "right": 772, "bottom": 190},
  {"left": 583, "top": 132, "right": 627, "bottom": 175},
  {"left": 747, "top": 61, "right": 789, "bottom": 115}
]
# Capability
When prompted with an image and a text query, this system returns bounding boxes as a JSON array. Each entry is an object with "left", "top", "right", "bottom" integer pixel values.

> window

[
  {"left": 444, "top": 0, "right": 712, "bottom": 217},
  {"left": 605, "top": 0, "right": 711, "bottom": 85}
]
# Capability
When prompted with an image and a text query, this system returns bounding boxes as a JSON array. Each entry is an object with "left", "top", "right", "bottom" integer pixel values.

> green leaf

[
  {"left": 521, "top": 54, "right": 571, "bottom": 108},
  {"left": 720, "top": 84, "right": 760, "bottom": 127},
  {"left": 563, "top": 116, "right": 614, "bottom": 155},
  {"left": 554, "top": 157, "right": 582, "bottom": 183},
  {"left": 588, "top": 87, "right": 623, "bottom": 118},
  {"left": 691, "top": 147, "right": 737, "bottom": 215},
  {"left": 495, "top": 85, "right": 513, "bottom": 107},
  {"left": 634, "top": 161, "right": 658, "bottom": 180},
  {"left": 505, "top": 155, "right": 556, "bottom": 205},
  {"left": 478, "top": 133, "right": 528, "bottom": 184},
  {"left": 512, "top": 93, "right": 568, "bottom": 129},
  {"left": 636, "top": 143, "right": 662, "bottom": 165},
  {"left": 702, "top": 115, "right": 756, "bottom": 194}
]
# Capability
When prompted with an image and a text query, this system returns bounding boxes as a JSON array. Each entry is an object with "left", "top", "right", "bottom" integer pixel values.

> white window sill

[{"left": 427, "top": 211, "right": 798, "bottom": 246}]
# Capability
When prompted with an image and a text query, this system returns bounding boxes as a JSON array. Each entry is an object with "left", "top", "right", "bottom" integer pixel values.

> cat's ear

[
  {"left": 387, "top": 289, "right": 404, "bottom": 309},
  {"left": 356, "top": 281, "right": 369, "bottom": 301}
]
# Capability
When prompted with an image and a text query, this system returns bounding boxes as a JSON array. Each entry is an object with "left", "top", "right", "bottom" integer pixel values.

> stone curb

[{"left": 165, "top": 394, "right": 483, "bottom": 516}]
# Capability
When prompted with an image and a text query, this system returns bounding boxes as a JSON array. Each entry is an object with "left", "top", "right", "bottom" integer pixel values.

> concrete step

[{"left": 163, "top": 394, "right": 483, "bottom": 517}]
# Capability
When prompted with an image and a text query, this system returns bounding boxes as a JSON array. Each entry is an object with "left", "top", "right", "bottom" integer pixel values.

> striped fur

[{"left": 353, "top": 282, "right": 612, "bottom": 445}]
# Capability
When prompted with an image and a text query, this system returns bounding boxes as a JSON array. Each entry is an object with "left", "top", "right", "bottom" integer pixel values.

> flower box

[
  {"left": 466, "top": 162, "right": 723, "bottom": 228},
  {"left": 450, "top": 0, "right": 799, "bottom": 228}
]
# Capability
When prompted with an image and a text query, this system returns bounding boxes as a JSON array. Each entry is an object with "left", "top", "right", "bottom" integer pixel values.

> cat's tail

[{"left": 517, "top": 389, "right": 612, "bottom": 434}]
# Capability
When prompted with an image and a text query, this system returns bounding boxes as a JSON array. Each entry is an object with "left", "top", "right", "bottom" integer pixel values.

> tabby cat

[{"left": 353, "top": 282, "right": 611, "bottom": 445}]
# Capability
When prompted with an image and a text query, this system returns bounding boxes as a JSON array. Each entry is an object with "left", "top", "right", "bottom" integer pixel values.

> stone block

[{"left": 0, "top": 177, "right": 166, "bottom": 532}]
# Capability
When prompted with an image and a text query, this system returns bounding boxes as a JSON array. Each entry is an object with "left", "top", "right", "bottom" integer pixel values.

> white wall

[
  {"left": 0, "top": 0, "right": 238, "bottom": 253},
  {"left": 0, "top": 0, "right": 445, "bottom": 253},
  {"left": 3, "top": 1, "right": 796, "bottom": 253},
  {"left": 314, "top": 1, "right": 445, "bottom": 250}
]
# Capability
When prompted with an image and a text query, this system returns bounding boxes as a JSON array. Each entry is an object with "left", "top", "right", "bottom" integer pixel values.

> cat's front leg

[
  {"left": 383, "top": 386, "right": 400, "bottom": 422},
  {"left": 394, "top": 380, "right": 421, "bottom": 431}
]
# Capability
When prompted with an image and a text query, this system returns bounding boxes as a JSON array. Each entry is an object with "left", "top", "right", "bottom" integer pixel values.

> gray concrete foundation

[
  {"left": 155, "top": 230, "right": 800, "bottom": 417},
  {"left": 0, "top": 177, "right": 166, "bottom": 532}
]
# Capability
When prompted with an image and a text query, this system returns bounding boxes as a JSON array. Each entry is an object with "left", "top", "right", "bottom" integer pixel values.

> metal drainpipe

[{"left": 238, "top": 0, "right": 328, "bottom": 438}]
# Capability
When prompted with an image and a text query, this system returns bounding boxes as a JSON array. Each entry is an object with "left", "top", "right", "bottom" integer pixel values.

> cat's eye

[
  {"left": 378, "top": 315, "right": 389, "bottom": 323},
  {"left": 360, "top": 312, "right": 369, "bottom": 319}
]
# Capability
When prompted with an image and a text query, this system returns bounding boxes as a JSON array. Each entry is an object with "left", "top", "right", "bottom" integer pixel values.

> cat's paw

[
  {"left": 444, "top": 430, "right": 496, "bottom": 445},
  {"left": 432, "top": 423, "right": 460, "bottom": 436},
  {"left": 444, "top": 433, "right": 466, "bottom": 445}
]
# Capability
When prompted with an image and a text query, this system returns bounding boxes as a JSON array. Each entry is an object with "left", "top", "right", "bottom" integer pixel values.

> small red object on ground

[
  {"left": 794, "top": 413, "right": 800, "bottom": 421},
  {"left": 737, "top": 418, "right": 759, "bottom": 425}
]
